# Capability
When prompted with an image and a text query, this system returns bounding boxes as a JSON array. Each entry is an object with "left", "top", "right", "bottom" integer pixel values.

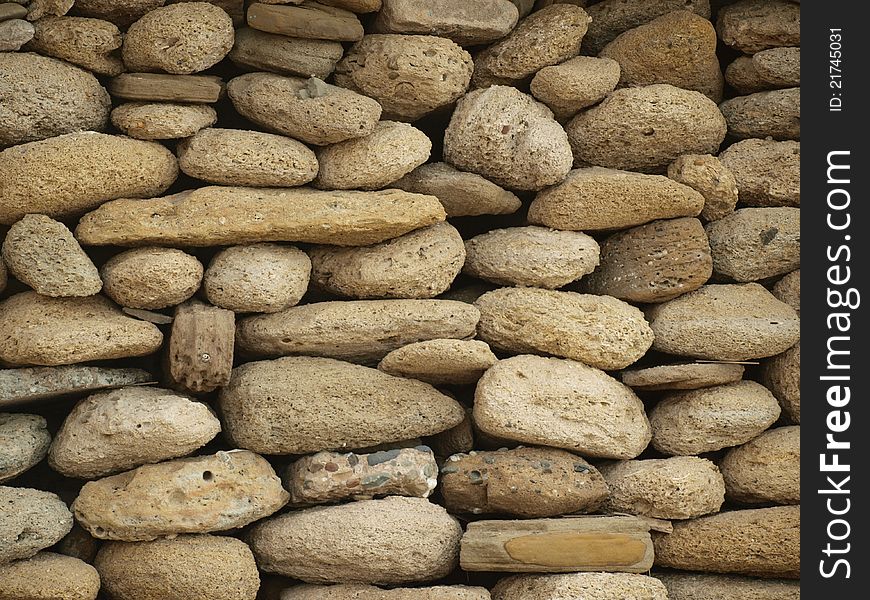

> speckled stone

[
  {"left": 530, "top": 56, "right": 621, "bottom": 120},
  {"left": 101, "top": 247, "right": 203, "bottom": 310},
  {"left": 667, "top": 154, "right": 739, "bottom": 222},
  {"left": 621, "top": 362, "right": 744, "bottom": 391},
  {"left": 721, "top": 425, "right": 799, "bottom": 505},
  {"left": 492, "top": 573, "right": 669, "bottom": 600},
  {"left": 71, "top": 0, "right": 166, "bottom": 27},
  {"left": 111, "top": 102, "right": 217, "bottom": 140},
  {"left": 0, "top": 413, "right": 50, "bottom": 483},
  {"left": 761, "top": 342, "right": 800, "bottom": 423},
  {"left": 0, "top": 18, "right": 34, "bottom": 51},
  {"left": 657, "top": 572, "right": 800, "bottom": 600},
  {"left": 378, "top": 339, "right": 497, "bottom": 385},
  {"left": 26, "top": 15, "right": 124, "bottom": 75},
  {"left": 0, "top": 552, "right": 100, "bottom": 600},
  {"left": 0, "top": 486, "right": 73, "bottom": 565},
  {"left": 772, "top": 269, "right": 800, "bottom": 313},
  {"left": 0, "top": 365, "right": 153, "bottom": 409},
  {"left": 24, "top": 0, "right": 74, "bottom": 21},
  {"left": 716, "top": 0, "right": 799, "bottom": 53},
  {"left": 718, "top": 138, "right": 800, "bottom": 207},
  {"left": 228, "top": 27, "right": 344, "bottom": 78},
  {"left": 281, "top": 584, "right": 491, "bottom": 600},
  {"left": 720, "top": 88, "right": 799, "bottom": 141},
  {"left": 583, "top": 0, "right": 711, "bottom": 54}
]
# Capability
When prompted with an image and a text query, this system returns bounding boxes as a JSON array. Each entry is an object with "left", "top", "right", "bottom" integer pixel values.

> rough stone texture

[
  {"left": 724, "top": 56, "right": 771, "bottom": 95},
  {"left": 335, "top": 34, "right": 473, "bottom": 121},
  {"left": 178, "top": 128, "right": 319, "bottom": 187},
  {"left": 443, "top": 86, "right": 573, "bottom": 191},
  {"left": 426, "top": 410, "right": 475, "bottom": 457},
  {"left": 718, "top": 138, "right": 800, "bottom": 207},
  {"left": 24, "top": 0, "right": 74, "bottom": 21},
  {"left": 0, "top": 132, "right": 178, "bottom": 224},
  {"left": 706, "top": 207, "right": 800, "bottom": 282},
  {"left": 0, "top": 292, "right": 163, "bottom": 366},
  {"left": 236, "top": 299, "right": 479, "bottom": 363},
  {"left": 721, "top": 425, "right": 799, "bottom": 505},
  {"left": 72, "top": 0, "right": 166, "bottom": 27},
  {"left": 475, "top": 287, "right": 654, "bottom": 370},
  {"left": 667, "top": 154, "right": 739, "bottom": 222},
  {"left": 101, "top": 247, "right": 203, "bottom": 310},
  {"left": 284, "top": 446, "right": 439, "bottom": 505},
  {"left": 27, "top": 15, "right": 124, "bottom": 75},
  {"left": 122, "top": 2, "right": 234, "bottom": 74},
  {"left": 583, "top": 0, "right": 711, "bottom": 54},
  {"left": 720, "top": 88, "right": 800, "bottom": 141},
  {"left": 761, "top": 342, "right": 800, "bottom": 423},
  {"left": 1, "top": 214, "right": 102, "bottom": 298},
  {"left": 0, "top": 18, "right": 34, "bottom": 51},
  {"left": 229, "top": 27, "right": 344, "bottom": 78},
  {"left": 0, "top": 486, "right": 73, "bottom": 565},
  {"left": 773, "top": 269, "right": 800, "bottom": 313},
  {"left": 530, "top": 56, "right": 621, "bottom": 120},
  {"left": 314, "top": 121, "right": 431, "bottom": 190},
  {"left": 72, "top": 450, "right": 289, "bottom": 541},
  {"left": 566, "top": 84, "right": 727, "bottom": 172},
  {"left": 282, "top": 584, "right": 491, "bottom": 600},
  {"left": 0, "top": 552, "right": 100, "bottom": 600},
  {"left": 650, "top": 381, "right": 781, "bottom": 455},
  {"left": 621, "top": 362, "right": 744, "bottom": 391},
  {"left": 0, "top": 413, "right": 50, "bottom": 483},
  {"left": 657, "top": 573, "right": 801, "bottom": 600},
  {"left": 583, "top": 217, "right": 712, "bottom": 303},
  {"left": 95, "top": 535, "right": 260, "bottom": 600},
  {"left": 318, "top": 0, "right": 381, "bottom": 12},
  {"left": 600, "top": 457, "right": 724, "bottom": 519},
  {"left": 48, "top": 386, "right": 220, "bottom": 479},
  {"left": 441, "top": 446, "right": 608, "bottom": 517},
  {"left": 108, "top": 72, "right": 224, "bottom": 103},
  {"left": 716, "top": 0, "right": 800, "bottom": 53},
  {"left": 228, "top": 73, "right": 381, "bottom": 145},
  {"left": 0, "top": 366, "right": 153, "bottom": 409},
  {"left": 0, "top": 52, "right": 109, "bottom": 148},
  {"left": 378, "top": 339, "right": 498, "bottom": 385},
  {"left": 390, "top": 162, "right": 522, "bottom": 218},
  {"left": 753, "top": 46, "right": 800, "bottom": 87},
  {"left": 55, "top": 525, "right": 100, "bottom": 565},
  {"left": 249, "top": 496, "right": 462, "bottom": 584},
  {"left": 218, "top": 356, "right": 465, "bottom": 454},
  {"left": 472, "top": 4, "right": 590, "bottom": 88},
  {"left": 653, "top": 506, "right": 800, "bottom": 578},
  {"left": 600, "top": 11, "right": 723, "bottom": 101},
  {"left": 492, "top": 573, "right": 669, "bottom": 600},
  {"left": 474, "top": 355, "right": 652, "bottom": 459},
  {"left": 204, "top": 244, "right": 311, "bottom": 313},
  {"left": 111, "top": 102, "right": 217, "bottom": 140},
  {"left": 309, "top": 222, "right": 464, "bottom": 299},
  {"left": 246, "top": 1, "right": 364, "bottom": 42},
  {"left": 166, "top": 299, "right": 235, "bottom": 393},
  {"left": 373, "top": 0, "right": 516, "bottom": 46},
  {"left": 464, "top": 226, "right": 599, "bottom": 289},
  {"left": 647, "top": 283, "right": 801, "bottom": 361},
  {"left": 529, "top": 167, "right": 704, "bottom": 231}
]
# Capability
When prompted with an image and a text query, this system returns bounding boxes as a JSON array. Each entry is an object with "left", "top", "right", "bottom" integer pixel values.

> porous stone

[
  {"left": 309, "top": 222, "right": 464, "bottom": 299},
  {"left": 761, "top": 342, "right": 800, "bottom": 423},
  {"left": 649, "top": 381, "right": 781, "bottom": 455},
  {"left": 178, "top": 128, "right": 318, "bottom": 187},
  {"left": 166, "top": 299, "right": 235, "bottom": 393},
  {"left": 721, "top": 425, "right": 799, "bottom": 505},
  {"left": 667, "top": 154, "right": 739, "bottom": 222},
  {"left": 95, "top": 535, "right": 260, "bottom": 600},
  {"left": 27, "top": 15, "right": 124, "bottom": 75},
  {"left": 1, "top": 214, "right": 102, "bottom": 298},
  {"left": 646, "top": 283, "right": 800, "bottom": 360},
  {"left": 720, "top": 88, "right": 800, "bottom": 140},
  {"left": 334, "top": 34, "right": 473, "bottom": 121},
  {"left": 753, "top": 46, "right": 800, "bottom": 87},
  {"left": 318, "top": 0, "right": 381, "bottom": 12},
  {"left": 0, "top": 366, "right": 153, "bottom": 409},
  {"left": 72, "top": 450, "right": 289, "bottom": 541},
  {"left": 228, "top": 73, "right": 382, "bottom": 145},
  {"left": 583, "top": 0, "right": 711, "bottom": 54},
  {"left": 229, "top": 27, "right": 344, "bottom": 78},
  {"left": 566, "top": 84, "right": 727, "bottom": 172},
  {"left": 0, "top": 132, "right": 178, "bottom": 224},
  {"left": 718, "top": 138, "right": 800, "bottom": 207},
  {"left": 111, "top": 102, "right": 217, "bottom": 140},
  {"left": 0, "top": 486, "right": 73, "bottom": 565},
  {"left": 123, "top": 2, "right": 234, "bottom": 74},
  {"left": 716, "top": 0, "right": 800, "bottom": 53},
  {"left": 108, "top": 72, "right": 224, "bottom": 103},
  {"left": 249, "top": 496, "right": 462, "bottom": 584},
  {"left": 0, "top": 552, "right": 100, "bottom": 600},
  {"left": 621, "top": 362, "right": 744, "bottom": 391},
  {"left": 0, "top": 292, "right": 163, "bottom": 366},
  {"left": 475, "top": 287, "right": 654, "bottom": 370},
  {"left": 378, "top": 339, "right": 497, "bottom": 385},
  {"left": 529, "top": 167, "right": 704, "bottom": 231},
  {"left": 474, "top": 355, "right": 652, "bottom": 459},
  {"left": 246, "top": 1, "right": 364, "bottom": 42},
  {"left": 657, "top": 573, "right": 801, "bottom": 600},
  {"left": 218, "top": 356, "right": 465, "bottom": 453},
  {"left": 724, "top": 56, "right": 771, "bottom": 95},
  {"left": 373, "top": 0, "right": 517, "bottom": 46},
  {"left": 0, "top": 413, "right": 50, "bottom": 483},
  {"left": 101, "top": 247, "right": 203, "bottom": 310},
  {"left": 72, "top": 0, "right": 165, "bottom": 27},
  {"left": 48, "top": 386, "right": 221, "bottom": 479},
  {"left": 0, "top": 3, "right": 28, "bottom": 21},
  {"left": 492, "top": 573, "right": 669, "bottom": 600},
  {"left": 653, "top": 506, "right": 800, "bottom": 578},
  {"left": 530, "top": 56, "right": 621, "bottom": 120},
  {"left": 24, "top": 0, "right": 73, "bottom": 21},
  {"left": 282, "top": 584, "right": 491, "bottom": 600},
  {"left": 0, "top": 18, "right": 33, "bottom": 51},
  {"left": 463, "top": 226, "right": 599, "bottom": 289},
  {"left": 583, "top": 217, "right": 712, "bottom": 303},
  {"left": 773, "top": 269, "right": 800, "bottom": 313}
]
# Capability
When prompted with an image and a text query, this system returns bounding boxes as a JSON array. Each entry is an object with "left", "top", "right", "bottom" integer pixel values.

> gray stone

[{"left": 0, "top": 413, "right": 51, "bottom": 483}]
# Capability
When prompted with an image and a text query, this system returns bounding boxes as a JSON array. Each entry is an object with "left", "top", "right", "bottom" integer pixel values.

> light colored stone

[
  {"left": 111, "top": 102, "right": 217, "bottom": 140},
  {"left": 27, "top": 15, "right": 123, "bottom": 75},
  {"left": 716, "top": 0, "right": 800, "bottom": 53},
  {"left": 530, "top": 56, "right": 620, "bottom": 119},
  {"left": 773, "top": 269, "right": 800, "bottom": 313},
  {"left": 71, "top": 0, "right": 166, "bottom": 27},
  {"left": 101, "top": 247, "right": 203, "bottom": 310},
  {"left": 0, "top": 486, "right": 73, "bottom": 565},
  {"left": 761, "top": 342, "right": 800, "bottom": 423},
  {"left": 720, "top": 88, "right": 800, "bottom": 140},
  {"left": 0, "top": 552, "right": 100, "bottom": 600},
  {"left": 718, "top": 138, "right": 800, "bottom": 207},
  {"left": 493, "top": 573, "right": 669, "bottom": 600},
  {"left": 583, "top": 0, "right": 711, "bottom": 54},
  {"left": 318, "top": 0, "right": 381, "bottom": 12},
  {"left": 667, "top": 154, "right": 738, "bottom": 222},
  {"left": 282, "top": 584, "right": 491, "bottom": 600},
  {"left": 721, "top": 425, "right": 799, "bottom": 505},
  {"left": 378, "top": 339, "right": 497, "bottom": 385},
  {"left": 373, "top": 0, "right": 517, "bottom": 46},
  {"left": 229, "top": 27, "right": 344, "bottom": 78},
  {"left": 0, "top": 366, "right": 153, "bottom": 409},
  {"left": 657, "top": 572, "right": 800, "bottom": 600},
  {"left": 0, "top": 18, "right": 34, "bottom": 51},
  {"left": 246, "top": 1, "right": 363, "bottom": 42},
  {"left": 753, "top": 46, "right": 800, "bottom": 87},
  {"left": 621, "top": 362, "right": 744, "bottom": 391},
  {"left": 0, "top": 413, "right": 50, "bottom": 483},
  {"left": 24, "top": 0, "right": 74, "bottom": 21}
]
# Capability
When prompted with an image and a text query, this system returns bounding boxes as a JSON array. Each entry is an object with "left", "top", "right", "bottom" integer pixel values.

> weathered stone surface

[
  {"left": 318, "top": 0, "right": 381, "bottom": 12},
  {"left": 583, "top": 0, "right": 711, "bottom": 54},
  {"left": 101, "top": 247, "right": 202, "bottom": 310},
  {"left": 250, "top": 496, "right": 462, "bottom": 584},
  {"left": 27, "top": 15, "right": 123, "bottom": 75},
  {"left": 566, "top": 84, "right": 727, "bottom": 172},
  {"left": 753, "top": 46, "right": 800, "bottom": 87},
  {"left": 0, "top": 18, "right": 34, "bottom": 51},
  {"left": 73, "top": 450, "right": 289, "bottom": 541},
  {"left": 373, "top": 0, "right": 516, "bottom": 46},
  {"left": 667, "top": 154, "right": 739, "bottom": 222},
  {"left": 529, "top": 167, "right": 704, "bottom": 231},
  {"left": 530, "top": 56, "right": 620, "bottom": 120},
  {"left": 25, "top": 0, "right": 74, "bottom": 21},
  {"left": 0, "top": 292, "right": 163, "bottom": 366},
  {"left": 492, "top": 573, "right": 669, "bottom": 600},
  {"left": 0, "top": 486, "right": 73, "bottom": 565},
  {"left": 95, "top": 535, "right": 260, "bottom": 600},
  {"left": 247, "top": 1, "right": 364, "bottom": 42},
  {"left": 282, "top": 584, "right": 491, "bottom": 600},
  {"left": 236, "top": 299, "right": 478, "bottom": 363},
  {"left": 647, "top": 283, "right": 800, "bottom": 360},
  {"left": 657, "top": 573, "right": 801, "bottom": 600},
  {"left": 0, "top": 552, "right": 100, "bottom": 600},
  {"left": 0, "top": 3, "right": 28, "bottom": 20},
  {"left": 474, "top": 355, "right": 652, "bottom": 459},
  {"left": 761, "top": 342, "right": 800, "bottom": 422},
  {"left": 621, "top": 362, "right": 744, "bottom": 391},
  {"left": 218, "top": 356, "right": 465, "bottom": 453},
  {"left": 1, "top": 214, "right": 102, "bottom": 298},
  {"left": 426, "top": 410, "right": 475, "bottom": 457},
  {"left": 378, "top": 339, "right": 497, "bottom": 385},
  {"left": 72, "top": 0, "right": 165, "bottom": 27},
  {"left": 653, "top": 506, "right": 800, "bottom": 578},
  {"left": 721, "top": 425, "right": 799, "bottom": 505},
  {"left": 718, "top": 138, "right": 800, "bottom": 207},
  {"left": 111, "top": 102, "right": 217, "bottom": 139},
  {"left": 0, "top": 413, "right": 50, "bottom": 483},
  {"left": 720, "top": 88, "right": 799, "bottom": 140},
  {"left": 108, "top": 72, "right": 224, "bottom": 103},
  {"left": 167, "top": 300, "right": 234, "bottom": 393},
  {"left": 0, "top": 366, "right": 153, "bottom": 409},
  {"left": 716, "top": 0, "right": 799, "bottom": 53},
  {"left": 773, "top": 269, "right": 800, "bottom": 313},
  {"left": 444, "top": 86, "right": 572, "bottom": 191},
  {"left": 475, "top": 287, "right": 653, "bottom": 370},
  {"left": 724, "top": 56, "right": 771, "bottom": 95},
  {"left": 229, "top": 27, "right": 344, "bottom": 78}
]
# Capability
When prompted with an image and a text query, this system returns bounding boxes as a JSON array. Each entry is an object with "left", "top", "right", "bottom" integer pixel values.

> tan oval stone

[
  {"left": 0, "top": 365, "right": 153, "bottom": 410},
  {"left": 111, "top": 102, "right": 217, "bottom": 140},
  {"left": 0, "top": 18, "right": 34, "bottom": 52},
  {"left": 621, "top": 362, "right": 744, "bottom": 391},
  {"left": 718, "top": 138, "right": 800, "bottom": 207},
  {"left": 0, "top": 552, "right": 100, "bottom": 600},
  {"left": 373, "top": 0, "right": 517, "bottom": 46},
  {"left": 493, "top": 573, "right": 668, "bottom": 600},
  {"left": 282, "top": 584, "right": 491, "bottom": 600},
  {"left": 657, "top": 573, "right": 800, "bottom": 600},
  {"left": 773, "top": 269, "right": 800, "bottom": 313},
  {"left": 0, "top": 486, "right": 73, "bottom": 565},
  {"left": 720, "top": 88, "right": 799, "bottom": 141},
  {"left": 667, "top": 154, "right": 739, "bottom": 222},
  {"left": 72, "top": 0, "right": 165, "bottom": 27},
  {"left": 583, "top": 0, "right": 711, "bottom": 54},
  {"left": 721, "top": 425, "right": 799, "bottom": 505},
  {"left": 753, "top": 46, "right": 800, "bottom": 87},
  {"left": 229, "top": 27, "right": 344, "bottom": 79},
  {"left": 530, "top": 56, "right": 621, "bottom": 120},
  {"left": 716, "top": 0, "right": 800, "bottom": 53},
  {"left": 101, "top": 247, "right": 203, "bottom": 310},
  {"left": 762, "top": 341, "right": 800, "bottom": 423},
  {"left": 378, "top": 339, "right": 497, "bottom": 385},
  {"left": 0, "top": 413, "right": 50, "bottom": 483},
  {"left": 27, "top": 15, "right": 123, "bottom": 76}
]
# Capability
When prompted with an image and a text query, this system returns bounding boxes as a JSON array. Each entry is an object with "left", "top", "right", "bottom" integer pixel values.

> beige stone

[
  {"left": 474, "top": 355, "right": 652, "bottom": 459},
  {"left": 247, "top": 2, "right": 363, "bottom": 42},
  {"left": 373, "top": 0, "right": 516, "bottom": 46},
  {"left": 0, "top": 3, "right": 28, "bottom": 20},
  {"left": 101, "top": 247, "right": 203, "bottom": 310},
  {"left": 378, "top": 339, "right": 497, "bottom": 385},
  {"left": 229, "top": 27, "right": 344, "bottom": 78},
  {"left": 761, "top": 342, "right": 800, "bottom": 423},
  {"left": 24, "top": 0, "right": 73, "bottom": 21},
  {"left": 318, "top": 0, "right": 381, "bottom": 12},
  {"left": 282, "top": 584, "right": 491, "bottom": 600},
  {"left": 721, "top": 425, "right": 799, "bottom": 505},
  {"left": 716, "top": 0, "right": 800, "bottom": 53},
  {"left": 0, "top": 18, "right": 34, "bottom": 51},
  {"left": 108, "top": 72, "right": 224, "bottom": 103},
  {"left": 0, "top": 365, "right": 153, "bottom": 409},
  {"left": 753, "top": 46, "right": 800, "bottom": 87},
  {"left": 583, "top": 0, "right": 711, "bottom": 54},
  {"left": 0, "top": 413, "right": 50, "bottom": 483},
  {"left": 621, "top": 362, "right": 744, "bottom": 391},
  {"left": 111, "top": 102, "right": 217, "bottom": 140},
  {"left": 72, "top": 0, "right": 165, "bottom": 27},
  {"left": 0, "top": 552, "right": 100, "bottom": 600},
  {"left": 0, "top": 486, "right": 73, "bottom": 565},
  {"left": 724, "top": 56, "right": 771, "bottom": 95},
  {"left": 718, "top": 138, "right": 800, "bottom": 207},
  {"left": 27, "top": 15, "right": 123, "bottom": 75},
  {"left": 720, "top": 88, "right": 800, "bottom": 140},
  {"left": 492, "top": 573, "right": 668, "bottom": 600},
  {"left": 773, "top": 269, "right": 800, "bottom": 313},
  {"left": 667, "top": 154, "right": 738, "bottom": 222},
  {"left": 657, "top": 572, "right": 800, "bottom": 600},
  {"left": 218, "top": 356, "right": 465, "bottom": 453},
  {"left": 530, "top": 56, "right": 621, "bottom": 120}
]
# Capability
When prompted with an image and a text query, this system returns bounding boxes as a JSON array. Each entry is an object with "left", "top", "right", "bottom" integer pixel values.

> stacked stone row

[{"left": 1, "top": 0, "right": 800, "bottom": 599}]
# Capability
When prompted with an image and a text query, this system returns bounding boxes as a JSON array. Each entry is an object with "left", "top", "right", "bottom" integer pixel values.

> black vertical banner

[{"left": 803, "top": 1, "right": 869, "bottom": 596}]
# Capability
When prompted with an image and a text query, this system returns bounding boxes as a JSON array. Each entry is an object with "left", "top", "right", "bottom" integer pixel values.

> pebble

[
  {"left": 249, "top": 496, "right": 462, "bottom": 584},
  {"left": 649, "top": 381, "right": 781, "bottom": 455},
  {"left": 0, "top": 552, "right": 100, "bottom": 600},
  {"left": 71, "top": 0, "right": 165, "bottom": 27},
  {"left": 0, "top": 18, "right": 33, "bottom": 51},
  {"left": 377, "top": 339, "right": 495, "bottom": 385},
  {"left": 621, "top": 362, "right": 744, "bottom": 391},
  {"left": 0, "top": 365, "right": 153, "bottom": 409},
  {"left": 721, "top": 425, "right": 799, "bottom": 505},
  {"left": 229, "top": 27, "right": 344, "bottom": 78},
  {"left": 1, "top": 214, "right": 102, "bottom": 297},
  {"left": 111, "top": 102, "right": 217, "bottom": 140},
  {"left": 667, "top": 154, "right": 739, "bottom": 222},
  {"left": 373, "top": 0, "right": 517, "bottom": 46},
  {"left": 474, "top": 355, "right": 652, "bottom": 459},
  {"left": 718, "top": 138, "right": 800, "bottom": 207},
  {"left": 72, "top": 450, "right": 289, "bottom": 541},
  {"left": 101, "top": 247, "right": 203, "bottom": 310},
  {"left": 657, "top": 572, "right": 800, "bottom": 600},
  {"left": 773, "top": 269, "right": 800, "bottom": 313},
  {"left": 0, "top": 413, "right": 50, "bottom": 483},
  {"left": 583, "top": 0, "right": 711, "bottom": 54},
  {"left": 48, "top": 386, "right": 221, "bottom": 479},
  {"left": 716, "top": 0, "right": 800, "bottom": 53},
  {"left": 334, "top": 34, "right": 473, "bottom": 121},
  {"left": 492, "top": 573, "right": 669, "bottom": 600},
  {"left": 529, "top": 56, "right": 621, "bottom": 120},
  {"left": 218, "top": 356, "right": 465, "bottom": 453},
  {"left": 475, "top": 287, "right": 654, "bottom": 370},
  {"left": 282, "top": 584, "right": 491, "bottom": 600},
  {"left": 720, "top": 88, "right": 800, "bottom": 140},
  {"left": 0, "top": 486, "right": 73, "bottom": 565},
  {"left": 761, "top": 342, "right": 800, "bottom": 422},
  {"left": 27, "top": 15, "right": 124, "bottom": 75},
  {"left": 753, "top": 46, "right": 800, "bottom": 87},
  {"left": 54, "top": 523, "right": 100, "bottom": 564}
]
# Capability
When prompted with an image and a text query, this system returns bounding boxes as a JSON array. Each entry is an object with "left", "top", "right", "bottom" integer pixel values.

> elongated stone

[
  {"left": 0, "top": 552, "right": 100, "bottom": 600},
  {"left": 657, "top": 573, "right": 800, "bottom": 600},
  {"left": 0, "top": 366, "right": 153, "bottom": 409},
  {"left": 372, "top": 0, "right": 517, "bottom": 46},
  {"left": 377, "top": 339, "right": 497, "bottom": 385},
  {"left": 0, "top": 486, "right": 73, "bottom": 565},
  {"left": 492, "top": 573, "right": 668, "bottom": 600},
  {"left": 228, "top": 27, "right": 344, "bottom": 78}
]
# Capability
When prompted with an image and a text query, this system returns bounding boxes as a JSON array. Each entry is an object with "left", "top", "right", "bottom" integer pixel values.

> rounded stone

[
  {"left": 0, "top": 413, "right": 50, "bottom": 483},
  {"left": 721, "top": 425, "right": 799, "bottom": 505},
  {"left": 23, "top": 0, "right": 75, "bottom": 21},
  {"left": 0, "top": 486, "right": 73, "bottom": 565},
  {"left": 530, "top": 56, "right": 620, "bottom": 120},
  {"left": 111, "top": 102, "right": 217, "bottom": 140},
  {"left": 101, "top": 247, "right": 203, "bottom": 310},
  {"left": 657, "top": 573, "right": 800, "bottom": 600},
  {"left": 621, "top": 362, "right": 744, "bottom": 391},
  {"left": 716, "top": 0, "right": 800, "bottom": 53},
  {"left": 474, "top": 355, "right": 652, "bottom": 459},
  {"left": 0, "top": 259, "right": 6, "bottom": 295},
  {"left": 0, "top": 18, "right": 34, "bottom": 52},
  {"left": 228, "top": 27, "right": 344, "bottom": 79},
  {"left": 583, "top": 0, "right": 711, "bottom": 54},
  {"left": 761, "top": 342, "right": 800, "bottom": 423},
  {"left": 72, "top": 0, "right": 166, "bottom": 27},
  {"left": 773, "top": 269, "right": 800, "bottom": 313},
  {"left": 492, "top": 573, "right": 668, "bottom": 600},
  {"left": 718, "top": 138, "right": 800, "bottom": 207},
  {"left": 720, "top": 88, "right": 800, "bottom": 141},
  {"left": 667, "top": 154, "right": 739, "bottom": 222},
  {"left": 334, "top": 34, "right": 473, "bottom": 121},
  {"left": 378, "top": 339, "right": 497, "bottom": 385},
  {"left": 282, "top": 584, "right": 491, "bottom": 600},
  {"left": 475, "top": 287, "right": 654, "bottom": 371},
  {"left": 724, "top": 56, "right": 771, "bottom": 95},
  {"left": 0, "top": 552, "right": 100, "bottom": 600},
  {"left": 178, "top": 128, "right": 319, "bottom": 187},
  {"left": 122, "top": 2, "right": 234, "bottom": 74},
  {"left": 373, "top": 0, "right": 517, "bottom": 46},
  {"left": 27, "top": 15, "right": 124, "bottom": 76},
  {"left": 753, "top": 46, "right": 800, "bottom": 87}
]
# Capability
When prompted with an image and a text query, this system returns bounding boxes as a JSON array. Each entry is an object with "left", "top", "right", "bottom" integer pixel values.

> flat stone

[
  {"left": 111, "top": 102, "right": 217, "bottom": 140},
  {"left": 761, "top": 342, "right": 800, "bottom": 423},
  {"left": 667, "top": 154, "right": 739, "bottom": 222},
  {"left": 716, "top": 0, "right": 800, "bottom": 53},
  {"left": 0, "top": 413, "right": 50, "bottom": 483},
  {"left": 247, "top": 1, "right": 364, "bottom": 42},
  {"left": 0, "top": 552, "right": 100, "bottom": 600},
  {"left": 71, "top": 0, "right": 166, "bottom": 27},
  {"left": 753, "top": 46, "right": 800, "bottom": 87},
  {"left": 492, "top": 573, "right": 668, "bottom": 600},
  {"left": 0, "top": 3, "right": 28, "bottom": 20},
  {"left": 372, "top": 0, "right": 517, "bottom": 46},
  {"left": 0, "top": 365, "right": 153, "bottom": 408},
  {"left": 317, "top": 0, "right": 381, "bottom": 12},
  {"left": 621, "top": 362, "right": 744, "bottom": 391},
  {"left": 167, "top": 300, "right": 235, "bottom": 393},
  {"left": 721, "top": 425, "right": 799, "bottom": 505},
  {"left": 108, "top": 73, "right": 224, "bottom": 103},
  {"left": 720, "top": 88, "right": 800, "bottom": 140},
  {"left": 0, "top": 486, "right": 73, "bottom": 565},
  {"left": 718, "top": 138, "right": 800, "bottom": 207},
  {"left": 27, "top": 15, "right": 124, "bottom": 76},
  {"left": 24, "top": 0, "right": 74, "bottom": 21},
  {"left": 657, "top": 572, "right": 800, "bottom": 600},
  {"left": 583, "top": 0, "right": 711, "bottom": 54},
  {"left": 773, "top": 269, "right": 800, "bottom": 313},
  {"left": 724, "top": 56, "right": 772, "bottom": 95},
  {"left": 378, "top": 339, "right": 497, "bottom": 385},
  {"left": 530, "top": 56, "right": 621, "bottom": 120},
  {"left": 101, "top": 247, "right": 203, "bottom": 310},
  {"left": 282, "top": 584, "right": 491, "bottom": 600},
  {"left": 229, "top": 27, "right": 344, "bottom": 78}
]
